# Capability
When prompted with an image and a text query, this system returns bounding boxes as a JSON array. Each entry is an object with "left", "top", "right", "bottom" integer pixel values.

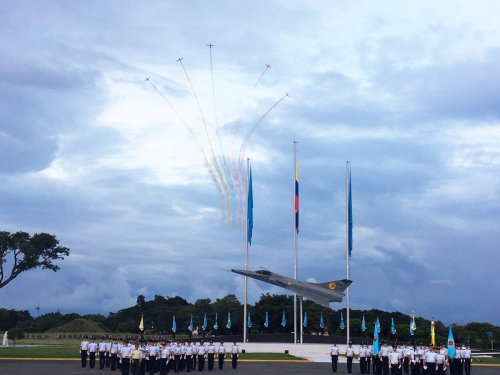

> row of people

[
  {"left": 330, "top": 341, "right": 472, "bottom": 375},
  {"left": 80, "top": 338, "right": 240, "bottom": 374}
]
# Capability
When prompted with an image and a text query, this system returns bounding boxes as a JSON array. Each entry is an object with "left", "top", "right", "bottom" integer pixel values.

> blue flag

[
  {"left": 348, "top": 164, "right": 353, "bottom": 257},
  {"left": 303, "top": 312, "right": 307, "bottom": 327},
  {"left": 340, "top": 312, "right": 345, "bottom": 330},
  {"left": 320, "top": 313, "right": 325, "bottom": 329},
  {"left": 188, "top": 315, "right": 194, "bottom": 331},
  {"left": 202, "top": 314, "right": 207, "bottom": 331},
  {"left": 264, "top": 311, "right": 269, "bottom": 328},
  {"left": 447, "top": 325, "right": 456, "bottom": 359},
  {"left": 214, "top": 313, "right": 218, "bottom": 329},
  {"left": 391, "top": 318, "right": 396, "bottom": 334},
  {"left": 172, "top": 315, "right": 177, "bottom": 333},
  {"left": 247, "top": 313, "right": 252, "bottom": 328},
  {"left": 376, "top": 317, "right": 381, "bottom": 333},
  {"left": 226, "top": 312, "right": 231, "bottom": 329},
  {"left": 281, "top": 310, "right": 286, "bottom": 327},
  {"left": 373, "top": 321, "right": 380, "bottom": 355},
  {"left": 248, "top": 167, "right": 253, "bottom": 245},
  {"left": 361, "top": 315, "right": 366, "bottom": 331}
]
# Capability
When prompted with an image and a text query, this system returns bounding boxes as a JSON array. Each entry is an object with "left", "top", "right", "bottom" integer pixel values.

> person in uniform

[
  {"left": 150, "top": 340, "right": 159, "bottom": 374},
  {"left": 436, "top": 347, "right": 446, "bottom": 375},
  {"left": 185, "top": 341, "right": 194, "bottom": 373},
  {"left": 346, "top": 341, "right": 355, "bottom": 374},
  {"left": 408, "top": 344, "right": 418, "bottom": 375},
  {"left": 381, "top": 342, "right": 391, "bottom": 375},
  {"left": 192, "top": 341, "right": 199, "bottom": 371},
  {"left": 389, "top": 345, "right": 401, "bottom": 375},
  {"left": 110, "top": 338, "right": 119, "bottom": 371},
  {"left": 463, "top": 345, "right": 471, "bottom": 375},
  {"left": 105, "top": 338, "right": 112, "bottom": 368},
  {"left": 159, "top": 342, "right": 170, "bottom": 375},
  {"left": 88, "top": 338, "right": 98, "bottom": 369},
  {"left": 121, "top": 340, "right": 133, "bottom": 375},
  {"left": 402, "top": 344, "right": 410, "bottom": 375},
  {"left": 207, "top": 340, "right": 215, "bottom": 371},
  {"left": 359, "top": 341, "right": 368, "bottom": 374},
  {"left": 422, "top": 345, "right": 437, "bottom": 375},
  {"left": 131, "top": 343, "right": 143, "bottom": 375},
  {"left": 173, "top": 341, "right": 182, "bottom": 373},
  {"left": 80, "top": 336, "right": 89, "bottom": 368},
  {"left": 330, "top": 341, "right": 340, "bottom": 372},
  {"left": 218, "top": 341, "right": 226, "bottom": 370},
  {"left": 98, "top": 338, "right": 107, "bottom": 369},
  {"left": 231, "top": 341, "right": 239, "bottom": 370},
  {"left": 366, "top": 343, "right": 373, "bottom": 374},
  {"left": 198, "top": 340, "right": 206, "bottom": 371}
]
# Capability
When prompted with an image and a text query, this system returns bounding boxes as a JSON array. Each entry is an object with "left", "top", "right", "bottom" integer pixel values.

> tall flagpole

[
  {"left": 293, "top": 142, "right": 298, "bottom": 344},
  {"left": 243, "top": 158, "right": 250, "bottom": 342},
  {"left": 346, "top": 161, "right": 350, "bottom": 344}
]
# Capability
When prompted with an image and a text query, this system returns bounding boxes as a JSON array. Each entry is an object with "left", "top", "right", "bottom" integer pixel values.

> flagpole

[
  {"left": 293, "top": 142, "right": 298, "bottom": 344},
  {"left": 346, "top": 161, "right": 350, "bottom": 344},
  {"left": 244, "top": 158, "right": 250, "bottom": 342}
]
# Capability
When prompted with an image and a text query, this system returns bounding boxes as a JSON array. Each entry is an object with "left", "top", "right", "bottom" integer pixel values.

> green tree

[
  {"left": 7, "top": 328, "right": 24, "bottom": 346},
  {"left": 0, "top": 231, "right": 70, "bottom": 289}
]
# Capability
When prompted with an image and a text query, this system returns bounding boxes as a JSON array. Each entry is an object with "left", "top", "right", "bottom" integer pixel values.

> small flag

[
  {"left": 188, "top": 315, "right": 194, "bottom": 331},
  {"left": 248, "top": 166, "right": 253, "bottom": 245},
  {"left": 264, "top": 311, "right": 269, "bottom": 328},
  {"left": 281, "top": 310, "right": 286, "bottom": 327},
  {"left": 139, "top": 315, "right": 144, "bottom": 332},
  {"left": 376, "top": 317, "right": 381, "bottom": 333},
  {"left": 410, "top": 312, "right": 416, "bottom": 335},
  {"left": 447, "top": 325, "right": 456, "bottom": 360},
  {"left": 320, "top": 313, "right": 325, "bottom": 329},
  {"left": 347, "top": 163, "right": 353, "bottom": 257},
  {"left": 214, "top": 313, "right": 218, "bottom": 330},
  {"left": 226, "top": 312, "right": 231, "bottom": 329},
  {"left": 303, "top": 312, "right": 307, "bottom": 328},
  {"left": 295, "top": 152, "right": 299, "bottom": 233},
  {"left": 361, "top": 315, "right": 366, "bottom": 331},
  {"left": 172, "top": 315, "right": 177, "bottom": 333},
  {"left": 430, "top": 320, "right": 435, "bottom": 345},
  {"left": 340, "top": 312, "right": 345, "bottom": 330},
  {"left": 391, "top": 318, "right": 396, "bottom": 334},
  {"left": 202, "top": 314, "right": 207, "bottom": 331},
  {"left": 247, "top": 313, "right": 252, "bottom": 328},
  {"left": 373, "top": 320, "right": 380, "bottom": 355}
]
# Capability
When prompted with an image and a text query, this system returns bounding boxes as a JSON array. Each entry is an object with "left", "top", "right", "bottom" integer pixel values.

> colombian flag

[{"left": 139, "top": 315, "right": 144, "bottom": 332}]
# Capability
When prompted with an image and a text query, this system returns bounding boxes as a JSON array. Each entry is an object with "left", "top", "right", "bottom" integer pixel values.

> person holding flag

[
  {"left": 447, "top": 325, "right": 456, "bottom": 375},
  {"left": 373, "top": 319, "right": 381, "bottom": 375}
]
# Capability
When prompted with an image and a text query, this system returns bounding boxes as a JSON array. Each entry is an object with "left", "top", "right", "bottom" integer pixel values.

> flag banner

[
  {"left": 303, "top": 312, "right": 307, "bottom": 328},
  {"left": 248, "top": 167, "right": 253, "bottom": 244},
  {"left": 348, "top": 165, "right": 353, "bottom": 257},
  {"left": 226, "top": 312, "right": 231, "bottom": 329},
  {"left": 373, "top": 321, "right": 380, "bottom": 355},
  {"left": 247, "top": 313, "right": 252, "bottom": 328},
  {"left": 214, "top": 313, "right": 218, "bottom": 329},
  {"left": 139, "top": 315, "right": 144, "bottom": 332},
  {"left": 320, "top": 313, "right": 325, "bottom": 329},
  {"left": 188, "top": 315, "right": 194, "bottom": 331},
  {"left": 295, "top": 153, "right": 299, "bottom": 233},
  {"left": 340, "top": 312, "right": 345, "bottom": 330},
  {"left": 264, "top": 311, "right": 269, "bottom": 328},
  {"left": 202, "top": 314, "right": 207, "bottom": 331},
  {"left": 430, "top": 320, "right": 436, "bottom": 345},
  {"left": 172, "top": 315, "right": 177, "bottom": 333},
  {"left": 447, "top": 325, "right": 456, "bottom": 359},
  {"left": 281, "top": 310, "right": 286, "bottom": 327},
  {"left": 410, "top": 313, "right": 416, "bottom": 335},
  {"left": 361, "top": 315, "right": 366, "bottom": 331},
  {"left": 391, "top": 318, "right": 396, "bottom": 334},
  {"left": 376, "top": 317, "right": 381, "bottom": 333}
]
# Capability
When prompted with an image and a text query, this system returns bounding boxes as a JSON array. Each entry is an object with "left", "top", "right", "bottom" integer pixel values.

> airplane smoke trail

[
  {"left": 146, "top": 79, "right": 226, "bottom": 218},
  {"left": 178, "top": 59, "right": 232, "bottom": 224}
]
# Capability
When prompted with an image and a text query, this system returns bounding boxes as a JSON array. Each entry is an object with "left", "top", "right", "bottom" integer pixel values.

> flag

[
  {"left": 226, "top": 312, "right": 231, "bottom": 329},
  {"left": 410, "top": 313, "right": 416, "bottom": 335},
  {"left": 376, "top": 317, "right": 381, "bottom": 333},
  {"left": 172, "top": 315, "right": 177, "bottom": 333},
  {"left": 264, "top": 311, "right": 269, "bottom": 328},
  {"left": 202, "top": 314, "right": 207, "bottom": 331},
  {"left": 340, "top": 312, "right": 345, "bottom": 330},
  {"left": 247, "top": 167, "right": 253, "bottom": 245},
  {"left": 247, "top": 313, "right": 252, "bottom": 328},
  {"left": 320, "top": 313, "right": 325, "bottom": 329},
  {"left": 347, "top": 164, "right": 353, "bottom": 257},
  {"left": 361, "top": 315, "right": 366, "bottom": 331},
  {"left": 303, "top": 312, "right": 307, "bottom": 328},
  {"left": 139, "top": 315, "right": 144, "bottom": 332},
  {"left": 447, "top": 325, "right": 456, "bottom": 360},
  {"left": 391, "top": 318, "right": 396, "bottom": 334},
  {"left": 373, "top": 321, "right": 380, "bottom": 355},
  {"left": 281, "top": 310, "right": 286, "bottom": 327},
  {"left": 214, "top": 313, "right": 218, "bottom": 330},
  {"left": 188, "top": 315, "right": 194, "bottom": 331},
  {"left": 295, "top": 153, "right": 299, "bottom": 233},
  {"left": 430, "top": 320, "right": 435, "bottom": 345}
]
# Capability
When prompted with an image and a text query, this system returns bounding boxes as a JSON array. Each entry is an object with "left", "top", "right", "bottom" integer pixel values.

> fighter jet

[
  {"left": 144, "top": 77, "right": 150, "bottom": 82},
  {"left": 231, "top": 268, "right": 352, "bottom": 308}
]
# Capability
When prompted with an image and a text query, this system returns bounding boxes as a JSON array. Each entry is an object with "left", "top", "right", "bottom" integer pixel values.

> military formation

[
  {"left": 80, "top": 337, "right": 240, "bottom": 375},
  {"left": 330, "top": 341, "right": 472, "bottom": 375}
]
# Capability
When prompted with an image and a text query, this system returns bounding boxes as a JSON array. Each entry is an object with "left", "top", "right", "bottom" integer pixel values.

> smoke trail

[
  {"left": 146, "top": 79, "right": 226, "bottom": 218},
  {"left": 178, "top": 59, "right": 232, "bottom": 224}
]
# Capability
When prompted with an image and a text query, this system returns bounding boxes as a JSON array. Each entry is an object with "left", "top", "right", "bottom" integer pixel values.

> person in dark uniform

[
  {"left": 346, "top": 341, "right": 355, "bottom": 374},
  {"left": 330, "top": 341, "right": 340, "bottom": 372},
  {"left": 359, "top": 341, "right": 367, "bottom": 374},
  {"left": 231, "top": 341, "right": 239, "bottom": 369}
]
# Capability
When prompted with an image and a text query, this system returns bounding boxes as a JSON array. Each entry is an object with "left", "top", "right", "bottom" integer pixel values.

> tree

[
  {"left": 0, "top": 231, "right": 70, "bottom": 289},
  {"left": 8, "top": 328, "right": 24, "bottom": 347}
]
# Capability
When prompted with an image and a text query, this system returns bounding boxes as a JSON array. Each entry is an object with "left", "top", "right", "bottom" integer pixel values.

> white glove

[
  {"left": 399, "top": 365, "right": 401, "bottom": 369},
  {"left": 443, "top": 367, "right": 447, "bottom": 371},
  {"left": 423, "top": 366, "right": 427, "bottom": 370}
]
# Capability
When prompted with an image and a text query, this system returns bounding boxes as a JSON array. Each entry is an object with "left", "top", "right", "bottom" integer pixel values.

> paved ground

[{"left": 0, "top": 360, "right": 498, "bottom": 375}]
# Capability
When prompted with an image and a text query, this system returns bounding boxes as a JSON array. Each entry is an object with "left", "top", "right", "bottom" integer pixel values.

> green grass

[{"left": 472, "top": 357, "right": 500, "bottom": 365}]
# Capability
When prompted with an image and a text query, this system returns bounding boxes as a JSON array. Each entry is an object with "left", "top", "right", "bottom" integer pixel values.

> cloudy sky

[{"left": 1, "top": 1, "right": 499, "bottom": 326}]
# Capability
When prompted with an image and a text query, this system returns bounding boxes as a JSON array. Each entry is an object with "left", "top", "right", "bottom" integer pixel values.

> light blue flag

[
  {"left": 391, "top": 318, "right": 396, "bottom": 334},
  {"left": 362, "top": 315, "right": 366, "bottom": 331},
  {"left": 320, "top": 313, "right": 325, "bottom": 329},
  {"left": 226, "top": 312, "right": 231, "bottom": 329},
  {"left": 447, "top": 325, "right": 456, "bottom": 359},
  {"left": 348, "top": 164, "right": 353, "bottom": 257},
  {"left": 303, "top": 312, "right": 307, "bottom": 327},
  {"left": 247, "top": 313, "right": 252, "bottom": 328},
  {"left": 340, "top": 312, "right": 345, "bottom": 330},
  {"left": 214, "top": 313, "right": 218, "bottom": 329},
  {"left": 172, "top": 315, "right": 177, "bottom": 333},
  {"left": 188, "top": 315, "right": 194, "bottom": 331},
  {"left": 376, "top": 317, "right": 381, "bottom": 333},
  {"left": 202, "top": 314, "right": 207, "bottom": 331},
  {"left": 410, "top": 317, "right": 416, "bottom": 335},
  {"left": 281, "top": 310, "right": 286, "bottom": 327},
  {"left": 247, "top": 167, "right": 253, "bottom": 245},
  {"left": 373, "top": 321, "right": 380, "bottom": 355},
  {"left": 264, "top": 311, "right": 269, "bottom": 328}
]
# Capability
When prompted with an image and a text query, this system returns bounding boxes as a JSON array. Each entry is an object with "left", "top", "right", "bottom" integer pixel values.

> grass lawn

[{"left": 472, "top": 357, "right": 500, "bottom": 365}]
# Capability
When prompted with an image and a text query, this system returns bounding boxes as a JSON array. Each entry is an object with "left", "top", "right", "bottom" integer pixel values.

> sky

[{"left": 1, "top": 0, "right": 499, "bottom": 327}]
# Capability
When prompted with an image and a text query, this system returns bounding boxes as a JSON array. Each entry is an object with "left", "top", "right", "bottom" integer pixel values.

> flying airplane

[
  {"left": 231, "top": 268, "right": 352, "bottom": 308},
  {"left": 266, "top": 63, "right": 272, "bottom": 69},
  {"left": 207, "top": 43, "right": 214, "bottom": 48},
  {"left": 177, "top": 58, "right": 183, "bottom": 62},
  {"left": 144, "top": 77, "right": 150, "bottom": 82}
]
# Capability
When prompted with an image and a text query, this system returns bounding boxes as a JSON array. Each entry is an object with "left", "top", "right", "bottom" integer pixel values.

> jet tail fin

[{"left": 315, "top": 279, "right": 352, "bottom": 293}]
